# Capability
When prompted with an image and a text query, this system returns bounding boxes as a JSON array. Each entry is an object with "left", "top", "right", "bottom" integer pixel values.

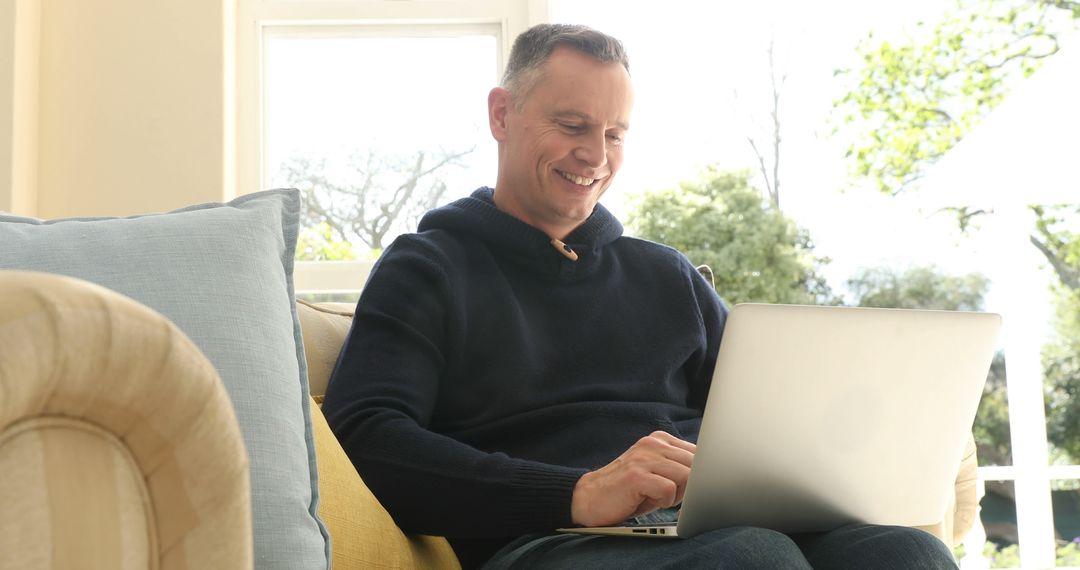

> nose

[{"left": 573, "top": 130, "right": 608, "bottom": 169}]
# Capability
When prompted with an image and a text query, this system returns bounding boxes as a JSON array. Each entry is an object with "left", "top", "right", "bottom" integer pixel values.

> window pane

[
  {"left": 553, "top": 2, "right": 1079, "bottom": 562},
  {"left": 978, "top": 352, "right": 1013, "bottom": 467},
  {"left": 552, "top": 1, "right": 1020, "bottom": 463},
  {"left": 1046, "top": 204, "right": 1080, "bottom": 565},
  {"left": 1044, "top": 209, "right": 1080, "bottom": 470},
  {"left": 981, "top": 480, "right": 1021, "bottom": 567},
  {"left": 1054, "top": 486, "right": 1080, "bottom": 566},
  {"left": 265, "top": 32, "right": 498, "bottom": 259}
]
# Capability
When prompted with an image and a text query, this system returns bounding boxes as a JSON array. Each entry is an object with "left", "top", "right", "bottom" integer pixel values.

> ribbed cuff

[{"left": 501, "top": 463, "right": 589, "bottom": 530}]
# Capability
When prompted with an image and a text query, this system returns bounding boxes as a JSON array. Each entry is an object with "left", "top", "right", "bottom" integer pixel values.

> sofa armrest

[
  {"left": 0, "top": 271, "right": 252, "bottom": 569},
  {"left": 914, "top": 432, "right": 979, "bottom": 548},
  {"left": 297, "top": 299, "right": 355, "bottom": 399},
  {"left": 951, "top": 433, "right": 980, "bottom": 545}
]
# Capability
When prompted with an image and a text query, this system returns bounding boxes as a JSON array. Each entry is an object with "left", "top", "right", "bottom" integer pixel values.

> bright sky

[
  {"left": 551, "top": 0, "right": 1066, "bottom": 331},
  {"left": 551, "top": 0, "right": 984, "bottom": 286},
  {"left": 265, "top": 34, "right": 498, "bottom": 198},
  {"left": 265, "top": 0, "right": 1068, "bottom": 328}
]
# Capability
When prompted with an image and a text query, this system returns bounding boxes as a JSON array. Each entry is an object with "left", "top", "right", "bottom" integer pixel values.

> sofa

[
  {"left": 297, "top": 293, "right": 979, "bottom": 565},
  {"left": 0, "top": 188, "right": 461, "bottom": 570},
  {"left": 0, "top": 270, "right": 460, "bottom": 570},
  {"left": 0, "top": 268, "right": 980, "bottom": 570},
  {"left": 0, "top": 190, "right": 979, "bottom": 569}
]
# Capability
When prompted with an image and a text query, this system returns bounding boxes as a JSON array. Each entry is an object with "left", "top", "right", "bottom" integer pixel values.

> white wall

[
  {"left": 36, "top": 0, "right": 230, "bottom": 218},
  {"left": 0, "top": 0, "right": 231, "bottom": 219},
  {"left": 0, "top": 0, "right": 40, "bottom": 216},
  {"left": 0, "top": 2, "right": 15, "bottom": 213},
  {"left": 2, "top": 0, "right": 544, "bottom": 219}
]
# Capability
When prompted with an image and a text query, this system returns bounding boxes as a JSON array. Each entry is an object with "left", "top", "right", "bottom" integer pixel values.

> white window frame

[
  {"left": 952, "top": 208, "right": 1079, "bottom": 570},
  {"left": 236, "top": 0, "right": 550, "bottom": 291}
]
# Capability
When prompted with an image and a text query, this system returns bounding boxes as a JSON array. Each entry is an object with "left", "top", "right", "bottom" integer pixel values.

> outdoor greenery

[
  {"left": 1045, "top": 284, "right": 1080, "bottom": 462},
  {"left": 832, "top": 0, "right": 1077, "bottom": 198},
  {"left": 1036, "top": 206, "right": 1080, "bottom": 463},
  {"left": 264, "top": 2, "right": 1080, "bottom": 565},
  {"left": 628, "top": 167, "right": 834, "bottom": 306},
  {"left": 628, "top": 1, "right": 1079, "bottom": 559},
  {"left": 845, "top": 265, "right": 989, "bottom": 311},
  {"left": 844, "top": 265, "right": 1013, "bottom": 466},
  {"left": 282, "top": 146, "right": 474, "bottom": 252},
  {"left": 831, "top": 0, "right": 1080, "bottom": 296},
  {"left": 833, "top": 0, "right": 1080, "bottom": 465},
  {"left": 628, "top": 168, "right": 1017, "bottom": 466},
  {"left": 974, "top": 539, "right": 1080, "bottom": 568},
  {"left": 295, "top": 222, "right": 357, "bottom": 262},
  {"left": 976, "top": 352, "right": 1013, "bottom": 467},
  {"left": 286, "top": 0, "right": 1079, "bottom": 522}
]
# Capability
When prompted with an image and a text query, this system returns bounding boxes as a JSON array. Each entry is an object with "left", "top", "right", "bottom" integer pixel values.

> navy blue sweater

[{"left": 323, "top": 188, "right": 727, "bottom": 567}]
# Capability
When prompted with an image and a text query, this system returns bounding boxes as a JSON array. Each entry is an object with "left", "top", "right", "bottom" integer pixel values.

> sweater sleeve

[{"left": 322, "top": 237, "right": 586, "bottom": 539}]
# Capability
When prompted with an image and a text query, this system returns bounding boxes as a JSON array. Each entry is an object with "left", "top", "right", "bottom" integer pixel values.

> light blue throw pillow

[{"left": 0, "top": 189, "right": 330, "bottom": 569}]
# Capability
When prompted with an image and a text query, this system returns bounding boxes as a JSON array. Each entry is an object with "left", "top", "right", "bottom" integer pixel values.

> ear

[{"left": 488, "top": 87, "right": 511, "bottom": 142}]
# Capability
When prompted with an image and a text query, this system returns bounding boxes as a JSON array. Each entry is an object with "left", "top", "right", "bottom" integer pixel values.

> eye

[
  {"left": 607, "top": 133, "right": 625, "bottom": 146},
  {"left": 559, "top": 122, "right": 585, "bottom": 133}
]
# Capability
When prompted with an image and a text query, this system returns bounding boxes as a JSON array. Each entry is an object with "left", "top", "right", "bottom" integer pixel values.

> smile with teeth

[{"left": 557, "top": 170, "right": 599, "bottom": 187}]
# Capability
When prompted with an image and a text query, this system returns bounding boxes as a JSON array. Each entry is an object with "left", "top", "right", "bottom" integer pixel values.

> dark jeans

[{"left": 482, "top": 515, "right": 958, "bottom": 569}]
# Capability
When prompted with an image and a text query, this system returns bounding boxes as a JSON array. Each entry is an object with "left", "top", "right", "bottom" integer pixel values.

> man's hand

[{"left": 570, "top": 431, "right": 696, "bottom": 527}]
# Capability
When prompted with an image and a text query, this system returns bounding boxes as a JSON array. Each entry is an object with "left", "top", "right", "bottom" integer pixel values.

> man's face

[{"left": 489, "top": 46, "right": 633, "bottom": 240}]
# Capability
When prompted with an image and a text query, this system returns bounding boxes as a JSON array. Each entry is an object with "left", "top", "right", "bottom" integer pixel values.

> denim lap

[
  {"left": 793, "top": 523, "right": 958, "bottom": 570},
  {"left": 482, "top": 523, "right": 958, "bottom": 569},
  {"left": 483, "top": 526, "right": 809, "bottom": 569}
]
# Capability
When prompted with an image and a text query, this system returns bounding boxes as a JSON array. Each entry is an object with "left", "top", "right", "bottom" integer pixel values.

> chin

[{"left": 562, "top": 206, "right": 597, "bottom": 224}]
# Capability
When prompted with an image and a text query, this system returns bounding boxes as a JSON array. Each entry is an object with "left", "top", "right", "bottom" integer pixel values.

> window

[
  {"left": 241, "top": 2, "right": 1080, "bottom": 567},
  {"left": 237, "top": 0, "right": 543, "bottom": 298},
  {"left": 265, "top": 28, "right": 497, "bottom": 283},
  {"left": 548, "top": 2, "right": 1078, "bottom": 568}
]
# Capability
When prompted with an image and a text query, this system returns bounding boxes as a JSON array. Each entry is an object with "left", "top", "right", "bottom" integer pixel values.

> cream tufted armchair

[{"left": 0, "top": 271, "right": 252, "bottom": 569}]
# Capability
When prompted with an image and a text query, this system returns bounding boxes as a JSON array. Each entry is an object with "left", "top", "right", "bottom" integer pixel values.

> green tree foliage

[
  {"left": 957, "top": 539, "right": 1080, "bottom": 568},
  {"left": 833, "top": 0, "right": 1076, "bottom": 197},
  {"left": 846, "top": 265, "right": 1011, "bottom": 465},
  {"left": 628, "top": 166, "right": 834, "bottom": 305},
  {"left": 845, "top": 265, "right": 989, "bottom": 311},
  {"left": 1037, "top": 205, "right": 1080, "bottom": 462},
  {"left": 1045, "top": 285, "right": 1080, "bottom": 462},
  {"left": 295, "top": 222, "right": 357, "bottom": 262},
  {"left": 833, "top": 0, "right": 1080, "bottom": 465},
  {"left": 1033, "top": 205, "right": 1080, "bottom": 293},
  {"left": 832, "top": 0, "right": 1079, "bottom": 292},
  {"left": 977, "top": 352, "right": 1013, "bottom": 466}
]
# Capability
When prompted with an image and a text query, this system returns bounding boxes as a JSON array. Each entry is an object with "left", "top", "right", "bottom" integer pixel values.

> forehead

[{"left": 524, "top": 46, "right": 633, "bottom": 126}]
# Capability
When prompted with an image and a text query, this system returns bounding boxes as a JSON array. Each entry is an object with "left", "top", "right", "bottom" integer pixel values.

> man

[{"left": 323, "top": 23, "right": 958, "bottom": 569}]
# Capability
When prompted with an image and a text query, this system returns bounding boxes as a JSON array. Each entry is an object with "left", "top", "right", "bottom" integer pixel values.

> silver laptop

[{"left": 559, "top": 303, "right": 1000, "bottom": 539}]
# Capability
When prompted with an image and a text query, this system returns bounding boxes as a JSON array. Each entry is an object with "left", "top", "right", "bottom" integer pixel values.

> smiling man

[
  {"left": 323, "top": 24, "right": 959, "bottom": 569},
  {"left": 488, "top": 43, "right": 631, "bottom": 242}
]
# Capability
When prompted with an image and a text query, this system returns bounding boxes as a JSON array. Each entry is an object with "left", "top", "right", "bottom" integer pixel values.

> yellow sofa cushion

[
  {"left": 299, "top": 300, "right": 459, "bottom": 567},
  {"left": 297, "top": 300, "right": 355, "bottom": 399},
  {"left": 309, "top": 395, "right": 460, "bottom": 569}
]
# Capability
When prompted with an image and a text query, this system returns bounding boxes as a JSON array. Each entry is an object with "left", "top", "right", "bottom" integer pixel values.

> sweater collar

[{"left": 418, "top": 187, "right": 624, "bottom": 264}]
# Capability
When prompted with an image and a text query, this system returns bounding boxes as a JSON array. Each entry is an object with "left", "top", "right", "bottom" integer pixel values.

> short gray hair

[{"left": 501, "top": 24, "right": 630, "bottom": 106}]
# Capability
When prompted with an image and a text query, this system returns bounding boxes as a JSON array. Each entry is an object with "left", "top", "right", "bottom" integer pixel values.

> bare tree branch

[
  {"left": 1030, "top": 233, "right": 1080, "bottom": 291},
  {"left": 768, "top": 40, "right": 785, "bottom": 210},
  {"left": 280, "top": 144, "right": 476, "bottom": 250},
  {"left": 741, "top": 36, "right": 786, "bottom": 210}
]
